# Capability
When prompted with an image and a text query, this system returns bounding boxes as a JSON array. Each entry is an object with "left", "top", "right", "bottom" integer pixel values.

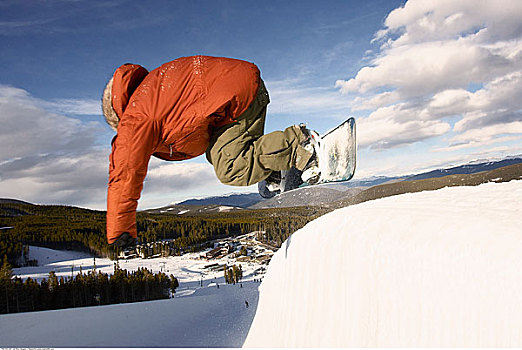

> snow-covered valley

[{"left": 1, "top": 180, "right": 522, "bottom": 347}]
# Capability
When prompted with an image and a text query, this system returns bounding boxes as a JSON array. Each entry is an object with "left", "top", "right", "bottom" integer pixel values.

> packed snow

[
  {"left": 0, "top": 283, "right": 258, "bottom": 347},
  {"left": 245, "top": 180, "right": 522, "bottom": 347}
]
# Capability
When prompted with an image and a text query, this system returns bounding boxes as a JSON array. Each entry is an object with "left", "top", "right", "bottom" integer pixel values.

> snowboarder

[
  {"left": 102, "top": 56, "right": 318, "bottom": 248},
  {"left": 245, "top": 300, "right": 249, "bottom": 308}
]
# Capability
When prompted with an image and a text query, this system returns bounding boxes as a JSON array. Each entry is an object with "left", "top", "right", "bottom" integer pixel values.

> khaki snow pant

[{"left": 206, "top": 80, "right": 312, "bottom": 186}]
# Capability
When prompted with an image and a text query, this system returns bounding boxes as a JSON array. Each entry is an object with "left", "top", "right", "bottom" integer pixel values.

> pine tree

[
  {"left": 48, "top": 271, "right": 58, "bottom": 291},
  {"left": 0, "top": 256, "right": 13, "bottom": 313},
  {"left": 169, "top": 275, "right": 179, "bottom": 296}
]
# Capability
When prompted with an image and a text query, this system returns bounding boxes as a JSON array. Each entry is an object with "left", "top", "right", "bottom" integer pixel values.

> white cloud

[
  {"left": 0, "top": 151, "right": 110, "bottom": 209},
  {"left": 351, "top": 91, "right": 400, "bottom": 111},
  {"left": 42, "top": 98, "right": 102, "bottom": 115},
  {"left": 338, "top": 37, "right": 521, "bottom": 100},
  {"left": 450, "top": 121, "right": 522, "bottom": 145},
  {"left": 0, "top": 85, "right": 111, "bottom": 207},
  {"left": 382, "top": 0, "right": 522, "bottom": 44},
  {"left": 358, "top": 104, "right": 451, "bottom": 149},
  {"left": 0, "top": 85, "right": 103, "bottom": 162},
  {"left": 144, "top": 161, "right": 219, "bottom": 193},
  {"left": 266, "top": 79, "right": 349, "bottom": 119},
  {"left": 432, "top": 135, "right": 521, "bottom": 153},
  {"left": 337, "top": 0, "right": 522, "bottom": 155}
]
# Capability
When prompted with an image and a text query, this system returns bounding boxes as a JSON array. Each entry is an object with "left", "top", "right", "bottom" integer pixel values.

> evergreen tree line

[
  {"left": 0, "top": 258, "right": 179, "bottom": 314},
  {"left": 224, "top": 264, "right": 243, "bottom": 284},
  {"left": 1, "top": 202, "right": 327, "bottom": 266}
]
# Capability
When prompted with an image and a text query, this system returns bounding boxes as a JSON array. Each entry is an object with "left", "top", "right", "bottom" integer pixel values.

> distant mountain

[
  {"left": 339, "top": 176, "right": 400, "bottom": 189},
  {"left": 403, "top": 157, "right": 522, "bottom": 182},
  {"left": 142, "top": 203, "right": 244, "bottom": 215},
  {"left": 177, "top": 192, "right": 264, "bottom": 208},
  {"left": 0, "top": 198, "right": 33, "bottom": 205},
  {"left": 337, "top": 156, "right": 522, "bottom": 189}
]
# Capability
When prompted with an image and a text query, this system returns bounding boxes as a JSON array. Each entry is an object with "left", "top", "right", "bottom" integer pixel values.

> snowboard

[{"left": 258, "top": 117, "right": 356, "bottom": 198}]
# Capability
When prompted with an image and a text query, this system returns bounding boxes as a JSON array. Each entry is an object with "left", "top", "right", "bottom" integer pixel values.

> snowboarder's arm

[{"left": 106, "top": 116, "right": 159, "bottom": 244}]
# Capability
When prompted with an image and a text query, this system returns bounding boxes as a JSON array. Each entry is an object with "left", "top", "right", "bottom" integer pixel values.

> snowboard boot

[
  {"left": 110, "top": 232, "right": 138, "bottom": 249},
  {"left": 264, "top": 170, "right": 282, "bottom": 192},
  {"left": 258, "top": 171, "right": 281, "bottom": 198},
  {"left": 298, "top": 124, "right": 321, "bottom": 185}
]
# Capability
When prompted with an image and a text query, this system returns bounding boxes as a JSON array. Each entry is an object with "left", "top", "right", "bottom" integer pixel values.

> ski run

[{"left": 1, "top": 179, "right": 521, "bottom": 347}]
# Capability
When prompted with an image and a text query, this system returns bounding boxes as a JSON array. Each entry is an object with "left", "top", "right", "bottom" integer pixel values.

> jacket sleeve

[{"left": 106, "top": 116, "right": 159, "bottom": 244}]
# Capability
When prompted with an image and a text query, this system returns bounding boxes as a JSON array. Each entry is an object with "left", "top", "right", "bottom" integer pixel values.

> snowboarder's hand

[{"left": 109, "top": 232, "right": 137, "bottom": 248}]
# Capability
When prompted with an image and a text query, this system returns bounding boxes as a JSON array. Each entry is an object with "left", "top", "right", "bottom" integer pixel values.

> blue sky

[
  {"left": 1, "top": 0, "right": 522, "bottom": 209},
  {"left": 0, "top": 1, "right": 395, "bottom": 95}
]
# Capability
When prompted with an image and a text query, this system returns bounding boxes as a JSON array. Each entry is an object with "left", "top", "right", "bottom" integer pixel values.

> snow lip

[{"left": 245, "top": 180, "right": 522, "bottom": 347}]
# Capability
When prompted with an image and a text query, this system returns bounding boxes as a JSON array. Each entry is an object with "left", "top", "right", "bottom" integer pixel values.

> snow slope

[
  {"left": 0, "top": 282, "right": 258, "bottom": 347},
  {"left": 245, "top": 180, "right": 522, "bottom": 347},
  {"left": 20, "top": 245, "right": 92, "bottom": 265}
]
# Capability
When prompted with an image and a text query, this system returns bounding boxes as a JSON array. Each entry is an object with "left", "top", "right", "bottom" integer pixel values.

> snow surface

[
  {"left": 245, "top": 180, "right": 522, "bottom": 347},
  {"left": 0, "top": 283, "right": 258, "bottom": 347}
]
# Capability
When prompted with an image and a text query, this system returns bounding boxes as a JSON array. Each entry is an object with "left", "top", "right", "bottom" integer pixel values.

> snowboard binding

[
  {"left": 300, "top": 127, "right": 321, "bottom": 185},
  {"left": 258, "top": 167, "right": 304, "bottom": 199}
]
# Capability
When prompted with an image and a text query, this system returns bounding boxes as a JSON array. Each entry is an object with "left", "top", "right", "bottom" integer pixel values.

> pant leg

[{"left": 206, "top": 80, "right": 312, "bottom": 186}]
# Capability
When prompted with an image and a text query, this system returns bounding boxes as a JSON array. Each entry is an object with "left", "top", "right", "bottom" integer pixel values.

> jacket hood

[
  {"left": 102, "top": 63, "right": 148, "bottom": 131},
  {"left": 111, "top": 63, "right": 149, "bottom": 119}
]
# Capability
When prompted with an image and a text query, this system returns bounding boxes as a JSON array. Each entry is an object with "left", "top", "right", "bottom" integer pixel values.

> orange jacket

[{"left": 107, "top": 56, "right": 260, "bottom": 244}]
